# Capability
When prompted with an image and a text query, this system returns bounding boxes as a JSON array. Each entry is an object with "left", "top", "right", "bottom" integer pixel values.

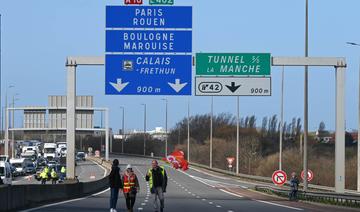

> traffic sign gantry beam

[
  {"left": 66, "top": 56, "right": 108, "bottom": 180},
  {"left": 272, "top": 56, "right": 346, "bottom": 193}
]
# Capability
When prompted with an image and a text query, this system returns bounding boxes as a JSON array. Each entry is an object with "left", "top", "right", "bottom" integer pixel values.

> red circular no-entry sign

[
  {"left": 272, "top": 170, "right": 287, "bottom": 186},
  {"left": 301, "top": 169, "right": 314, "bottom": 182}
]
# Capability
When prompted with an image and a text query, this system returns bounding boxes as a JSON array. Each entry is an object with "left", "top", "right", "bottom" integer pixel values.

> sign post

[{"left": 106, "top": 6, "right": 192, "bottom": 95}]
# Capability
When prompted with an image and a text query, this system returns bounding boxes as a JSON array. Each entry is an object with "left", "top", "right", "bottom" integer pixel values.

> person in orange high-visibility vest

[{"left": 122, "top": 164, "right": 139, "bottom": 212}]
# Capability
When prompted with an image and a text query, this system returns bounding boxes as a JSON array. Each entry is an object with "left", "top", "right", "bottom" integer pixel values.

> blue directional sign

[
  {"left": 105, "top": 55, "right": 192, "bottom": 95},
  {"left": 105, "top": 5, "right": 192, "bottom": 96},
  {"left": 106, "top": 30, "right": 192, "bottom": 53},
  {"left": 106, "top": 6, "right": 192, "bottom": 28}
]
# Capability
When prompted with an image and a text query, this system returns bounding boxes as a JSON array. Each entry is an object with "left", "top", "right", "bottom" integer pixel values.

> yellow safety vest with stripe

[
  {"left": 40, "top": 171, "right": 48, "bottom": 179},
  {"left": 61, "top": 167, "right": 66, "bottom": 173},
  {"left": 51, "top": 170, "right": 57, "bottom": 178},
  {"left": 123, "top": 174, "right": 136, "bottom": 193},
  {"left": 147, "top": 166, "right": 165, "bottom": 189}
]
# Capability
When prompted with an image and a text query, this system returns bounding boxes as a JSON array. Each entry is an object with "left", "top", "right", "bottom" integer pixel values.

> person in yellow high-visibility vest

[
  {"left": 51, "top": 169, "right": 58, "bottom": 184},
  {"left": 60, "top": 166, "right": 66, "bottom": 181},
  {"left": 40, "top": 169, "right": 48, "bottom": 185},
  {"left": 146, "top": 160, "right": 167, "bottom": 212}
]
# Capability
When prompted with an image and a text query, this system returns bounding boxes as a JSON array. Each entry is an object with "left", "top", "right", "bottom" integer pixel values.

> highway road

[
  {"left": 22, "top": 155, "right": 358, "bottom": 212},
  {"left": 13, "top": 160, "right": 106, "bottom": 185}
]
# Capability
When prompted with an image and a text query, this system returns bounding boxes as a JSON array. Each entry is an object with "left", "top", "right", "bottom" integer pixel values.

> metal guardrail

[{"left": 255, "top": 185, "right": 360, "bottom": 208}]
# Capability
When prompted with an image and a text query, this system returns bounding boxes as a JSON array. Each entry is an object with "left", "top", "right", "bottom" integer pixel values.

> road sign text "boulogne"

[{"left": 196, "top": 53, "right": 271, "bottom": 76}]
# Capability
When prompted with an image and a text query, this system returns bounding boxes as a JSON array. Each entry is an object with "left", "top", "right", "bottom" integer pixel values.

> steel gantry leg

[
  {"left": 335, "top": 65, "right": 346, "bottom": 193},
  {"left": 66, "top": 63, "right": 77, "bottom": 180}
]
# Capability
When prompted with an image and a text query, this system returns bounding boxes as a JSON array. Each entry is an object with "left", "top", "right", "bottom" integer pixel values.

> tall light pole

[
  {"left": 161, "top": 98, "right": 168, "bottom": 157},
  {"left": 279, "top": 66, "right": 285, "bottom": 170},
  {"left": 210, "top": 96, "right": 213, "bottom": 168},
  {"left": 4, "top": 85, "right": 14, "bottom": 156},
  {"left": 187, "top": 97, "right": 190, "bottom": 162},
  {"left": 141, "top": 103, "right": 147, "bottom": 156},
  {"left": 120, "top": 106, "right": 125, "bottom": 154},
  {"left": 346, "top": 41, "right": 360, "bottom": 192},
  {"left": 236, "top": 96, "right": 240, "bottom": 175},
  {"left": 303, "top": 0, "right": 309, "bottom": 191},
  {"left": 11, "top": 94, "right": 19, "bottom": 158},
  {"left": 0, "top": 14, "right": 2, "bottom": 140}
]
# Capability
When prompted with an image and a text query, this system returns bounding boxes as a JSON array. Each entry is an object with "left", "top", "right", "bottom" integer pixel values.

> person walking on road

[
  {"left": 122, "top": 164, "right": 140, "bottom": 212},
  {"left": 109, "top": 159, "right": 122, "bottom": 212},
  {"left": 289, "top": 172, "right": 299, "bottom": 201},
  {"left": 60, "top": 166, "right": 66, "bottom": 182},
  {"left": 146, "top": 160, "right": 167, "bottom": 212}
]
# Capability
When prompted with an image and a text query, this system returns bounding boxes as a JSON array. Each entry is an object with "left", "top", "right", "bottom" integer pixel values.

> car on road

[
  {"left": 76, "top": 152, "right": 86, "bottom": 161},
  {"left": 24, "top": 163, "right": 36, "bottom": 175}
]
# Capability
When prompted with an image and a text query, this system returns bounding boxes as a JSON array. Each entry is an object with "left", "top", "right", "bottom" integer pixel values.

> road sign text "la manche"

[{"left": 196, "top": 53, "right": 271, "bottom": 76}]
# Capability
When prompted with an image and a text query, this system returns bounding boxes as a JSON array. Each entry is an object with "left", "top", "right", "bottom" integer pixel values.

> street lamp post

[
  {"left": 120, "top": 106, "right": 125, "bottom": 154},
  {"left": 346, "top": 41, "right": 360, "bottom": 192},
  {"left": 4, "top": 85, "right": 14, "bottom": 156},
  {"left": 141, "top": 104, "right": 147, "bottom": 156},
  {"left": 279, "top": 66, "right": 285, "bottom": 170},
  {"left": 210, "top": 96, "right": 213, "bottom": 168},
  {"left": 161, "top": 98, "right": 168, "bottom": 157},
  {"left": 11, "top": 94, "right": 19, "bottom": 158},
  {"left": 187, "top": 97, "right": 190, "bottom": 162},
  {"left": 303, "top": 0, "right": 309, "bottom": 191}
]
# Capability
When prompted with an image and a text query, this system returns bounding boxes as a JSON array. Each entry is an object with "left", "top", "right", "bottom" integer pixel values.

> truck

[
  {"left": 43, "top": 143, "right": 57, "bottom": 160},
  {"left": 56, "top": 142, "right": 67, "bottom": 157},
  {"left": 9, "top": 158, "right": 32, "bottom": 176}
]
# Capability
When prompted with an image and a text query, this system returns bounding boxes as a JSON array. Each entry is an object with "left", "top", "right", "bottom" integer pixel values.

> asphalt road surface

[
  {"left": 22, "top": 155, "right": 358, "bottom": 212},
  {"left": 13, "top": 159, "right": 106, "bottom": 185}
]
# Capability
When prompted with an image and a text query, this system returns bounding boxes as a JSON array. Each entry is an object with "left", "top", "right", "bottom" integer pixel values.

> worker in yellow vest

[
  {"left": 146, "top": 160, "right": 167, "bottom": 212},
  {"left": 51, "top": 169, "right": 58, "bottom": 184},
  {"left": 40, "top": 168, "right": 48, "bottom": 185}
]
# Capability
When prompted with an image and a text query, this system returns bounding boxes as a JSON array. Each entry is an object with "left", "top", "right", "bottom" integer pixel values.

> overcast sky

[{"left": 1, "top": 0, "right": 360, "bottom": 133}]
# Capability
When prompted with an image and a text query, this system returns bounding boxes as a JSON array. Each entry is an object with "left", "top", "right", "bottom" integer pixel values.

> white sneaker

[
  {"left": 113, "top": 209, "right": 117, "bottom": 212},
  {"left": 110, "top": 209, "right": 114, "bottom": 212}
]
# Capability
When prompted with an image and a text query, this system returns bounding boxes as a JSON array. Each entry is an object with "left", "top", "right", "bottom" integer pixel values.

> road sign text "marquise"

[{"left": 196, "top": 53, "right": 271, "bottom": 76}]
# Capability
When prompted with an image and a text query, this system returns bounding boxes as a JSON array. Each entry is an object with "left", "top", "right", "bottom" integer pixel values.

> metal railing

[{"left": 256, "top": 185, "right": 360, "bottom": 208}]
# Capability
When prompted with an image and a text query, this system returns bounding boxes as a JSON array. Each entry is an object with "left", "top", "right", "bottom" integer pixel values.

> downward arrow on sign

[
  {"left": 109, "top": 79, "right": 129, "bottom": 92},
  {"left": 226, "top": 82, "right": 241, "bottom": 93},
  {"left": 168, "top": 79, "right": 188, "bottom": 93}
]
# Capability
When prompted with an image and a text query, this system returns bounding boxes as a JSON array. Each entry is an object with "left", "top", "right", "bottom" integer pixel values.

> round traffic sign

[
  {"left": 272, "top": 170, "right": 287, "bottom": 186},
  {"left": 226, "top": 157, "right": 235, "bottom": 165},
  {"left": 301, "top": 169, "right": 314, "bottom": 182}
]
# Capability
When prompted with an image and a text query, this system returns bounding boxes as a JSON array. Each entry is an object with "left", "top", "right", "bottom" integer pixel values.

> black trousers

[{"left": 124, "top": 193, "right": 136, "bottom": 209}]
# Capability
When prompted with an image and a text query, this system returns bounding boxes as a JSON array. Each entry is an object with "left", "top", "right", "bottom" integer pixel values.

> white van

[
  {"left": 10, "top": 158, "right": 31, "bottom": 176},
  {"left": 0, "top": 161, "right": 12, "bottom": 185}
]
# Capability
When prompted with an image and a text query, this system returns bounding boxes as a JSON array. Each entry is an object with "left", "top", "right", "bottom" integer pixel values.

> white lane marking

[
  {"left": 190, "top": 167, "right": 229, "bottom": 180},
  {"left": 20, "top": 188, "right": 110, "bottom": 212},
  {"left": 255, "top": 200, "right": 303, "bottom": 211},
  {"left": 216, "top": 205, "right": 221, "bottom": 208},
  {"left": 90, "top": 159, "right": 108, "bottom": 178},
  {"left": 219, "top": 189, "right": 243, "bottom": 198},
  {"left": 209, "top": 202, "right": 213, "bottom": 204},
  {"left": 138, "top": 208, "right": 143, "bottom": 210},
  {"left": 241, "top": 185, "right": 248, "bottom": 189},
  {"left": 202, "top": 199, "right": 206, "bottom": 201}
]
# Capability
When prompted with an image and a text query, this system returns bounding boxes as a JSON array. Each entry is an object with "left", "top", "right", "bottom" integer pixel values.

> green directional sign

[
  {"left": 149, "top": 0, "right": 174, "bottom": 5},
  {"left": 196, "top": 53, "right": 271, "bottom": 76}
]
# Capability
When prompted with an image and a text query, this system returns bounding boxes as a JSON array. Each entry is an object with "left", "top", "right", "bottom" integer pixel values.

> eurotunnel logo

[{"left": 123, "top": 60, "right": 134, "bottom": 71}]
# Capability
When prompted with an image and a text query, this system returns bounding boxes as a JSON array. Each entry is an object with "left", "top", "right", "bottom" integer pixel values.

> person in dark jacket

[
  {"left": 109, "top": 159, "right": 122, "bottom": 212},
  {"left": 289, "top": 172, "right": 299, "bottom": 201},
  {"left": 146, "top": 160, "right": 167, "bottom": 212}
]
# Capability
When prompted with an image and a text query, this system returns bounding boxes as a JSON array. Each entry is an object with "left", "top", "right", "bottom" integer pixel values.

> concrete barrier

[{"left": 0, "top": 167, "right": 109, "bottom": 211}]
